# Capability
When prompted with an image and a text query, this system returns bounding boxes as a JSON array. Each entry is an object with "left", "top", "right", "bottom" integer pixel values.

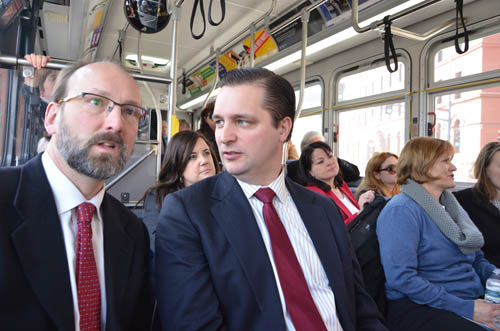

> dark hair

[
  {"left": 198, "top": 102, "right": 214, "bottom": 136},
  {"left": 143, "top": 131, "right": 221, "bottom": 209},
  {"left": 219, "top": 67, "right": 295, "bottom": 141},
  {"left": 473, "top": 142, "right": 500, "bottom": 201},
  {"left": 298, "top": 141, "right": 344, "bottom": 192}
]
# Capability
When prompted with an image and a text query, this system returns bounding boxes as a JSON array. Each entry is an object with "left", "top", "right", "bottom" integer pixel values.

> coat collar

[{"left": 12, "top": 154, "right": 75, "bottom": 331}]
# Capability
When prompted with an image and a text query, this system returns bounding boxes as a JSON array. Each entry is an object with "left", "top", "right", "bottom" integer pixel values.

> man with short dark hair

[
  {"left": 155, "top": 67, "right": 387, "bottom": 330},
  {"left": 0, "top": 61, "right": 154, "bottom": 330}
]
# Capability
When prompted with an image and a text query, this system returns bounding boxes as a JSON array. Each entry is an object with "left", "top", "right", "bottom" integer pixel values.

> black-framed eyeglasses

[
  {"left": 378, "top": 165, "right": 397, "bottom": 174},
  {"left": 57, "top": 92, "right": 148, "bottom": 123}
]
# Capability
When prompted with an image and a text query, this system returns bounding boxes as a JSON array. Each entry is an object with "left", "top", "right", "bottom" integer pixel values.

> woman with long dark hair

[
  {"left": 298, "top": 141, "right": 375, "bottom": 225},
  {"left": 141, "top": 131, "right": 221, "bottom": 251},
  {"left": 197, "top": 102, "right": 220, "bottom": 163}
]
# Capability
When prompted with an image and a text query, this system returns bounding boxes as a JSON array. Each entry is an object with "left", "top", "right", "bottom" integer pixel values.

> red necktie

[
  {"left": 254, "top": 188, "right": 327, "bottom": 331},
  {"left": 76, "top": 202, "right": 101, "bottom": 331}
]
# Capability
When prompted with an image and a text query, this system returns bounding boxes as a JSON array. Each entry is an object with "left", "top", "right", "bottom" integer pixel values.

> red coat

[{"left": 306, "top": 181, "right": 360, "bottom": 225}]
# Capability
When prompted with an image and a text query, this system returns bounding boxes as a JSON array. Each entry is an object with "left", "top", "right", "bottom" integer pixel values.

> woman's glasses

[{"left": 378, "top": 165, "right": 397, "bottom": 174}]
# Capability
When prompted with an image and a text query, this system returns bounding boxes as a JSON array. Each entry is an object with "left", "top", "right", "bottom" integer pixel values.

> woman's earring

[{"left": 180, "top": 177, "right": 184, "bottom": 184}]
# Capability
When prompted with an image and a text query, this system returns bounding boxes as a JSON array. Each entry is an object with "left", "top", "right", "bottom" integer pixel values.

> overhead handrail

[
  {"left": 202, "top": 48, "right": 220, "bottom": 110},
  {"left": 0, "top": 55, "right": 173, "bottom": 84},
  {"left": 352, "top": 0, "right": 455, "bottom": 41}
]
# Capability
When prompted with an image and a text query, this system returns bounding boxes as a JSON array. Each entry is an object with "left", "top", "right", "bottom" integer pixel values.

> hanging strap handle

[
  {"left": 190, "top": 0, "right": 206, "bottom": 40},
  {"left": 208, "top": 0, "right": 226, "bottom": 26},
  {"left": 383, "top": 16, "right": 398, "bottom": 73},
  {"left": 454, "top": 0, "right": 469, "bottom": 54}
]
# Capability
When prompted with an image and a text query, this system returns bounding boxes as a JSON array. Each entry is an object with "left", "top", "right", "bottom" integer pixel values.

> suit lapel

[
  {"left": 101, "top": 195, "right": 134, "bottom": 328},
  {"left": 210, "top": 172, "right": 283, "bottom": 317},
  {"left": 286, "top": 180, "right": 352, "bottom": 326},
  {"left": 11, "top": 155, "right": 74, "bottom": 331}
]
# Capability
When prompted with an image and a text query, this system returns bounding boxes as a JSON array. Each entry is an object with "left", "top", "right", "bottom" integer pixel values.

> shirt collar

[
  {"left": 236, "top": 168, "right": 288, "bottom": 203},
  {"left": 41, "top": 152, "right": 105, "bottom": 218}
]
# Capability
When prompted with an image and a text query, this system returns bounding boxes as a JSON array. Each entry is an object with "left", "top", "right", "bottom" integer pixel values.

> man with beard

[{"left": 0, "top": 61, "right": 154, "bottom": 330}]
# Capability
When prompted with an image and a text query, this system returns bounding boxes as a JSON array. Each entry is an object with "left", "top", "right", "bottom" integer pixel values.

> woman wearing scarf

[{"left": 377, "top": 137, "right": 499, "bottom": 331}]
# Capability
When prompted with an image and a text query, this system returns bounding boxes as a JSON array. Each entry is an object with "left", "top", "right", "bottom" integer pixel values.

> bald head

[{"left": 300, "top": 131, "right": 325, "bottom": 152}]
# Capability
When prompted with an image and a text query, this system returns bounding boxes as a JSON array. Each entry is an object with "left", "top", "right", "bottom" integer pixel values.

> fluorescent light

[
  {"left": 125, "top": 54, "right": 170, "bottom": 66},
  {"left": 179, "top": 88, "right": 221, "bottom": 110},
  {"left": 265, "top": 0, "right": 423, "bottom": 71}
]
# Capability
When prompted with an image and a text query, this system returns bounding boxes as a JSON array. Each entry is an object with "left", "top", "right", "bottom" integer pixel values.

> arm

[
  {"left": 154, "top": 193, "right": 226, "bottom": 330},
  {"left": 472, "top": 250, "right": 496, "bottom": 284},
  {"left": 377, "top": 204, "right": 475, "bottom": 318}
]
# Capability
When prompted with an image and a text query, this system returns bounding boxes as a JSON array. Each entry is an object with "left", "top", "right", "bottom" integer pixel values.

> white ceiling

[{"left": 96, "top": 0, "right": 301, "bottom": 73}]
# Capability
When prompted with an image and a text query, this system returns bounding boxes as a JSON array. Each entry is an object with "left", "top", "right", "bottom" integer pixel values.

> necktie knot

[
  {"left": 254, "top": 187, "right": 276, "bottom": 204},
  {"left": 77, "top": 202, "right": 96, "bottom": 225}
]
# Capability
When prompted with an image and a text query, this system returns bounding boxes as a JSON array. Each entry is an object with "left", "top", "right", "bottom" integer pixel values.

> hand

[
  {"left": 473, "top": 299, "right": 500, "bottom": 330},
  {"left": 358, "top": 190, "right": 375, "bottom": 212},
  {"left": 24, "top": 53, "right": 51, "bottom": 69}
]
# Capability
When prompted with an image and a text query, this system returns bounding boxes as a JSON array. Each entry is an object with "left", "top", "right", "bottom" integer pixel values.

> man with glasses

[{"left": 0, "top": 61, "right": 154, "bottom": 330}]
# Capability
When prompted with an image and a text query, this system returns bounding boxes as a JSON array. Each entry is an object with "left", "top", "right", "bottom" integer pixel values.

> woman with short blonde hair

[{"left": 377, "top": 137, "right": 497, "bottom": 331}]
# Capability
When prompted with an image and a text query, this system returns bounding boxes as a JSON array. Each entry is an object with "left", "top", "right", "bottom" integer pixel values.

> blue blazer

[
  {"left": 0, "top": 154, "right": 154, "bottom": 330},
  {"left": 155, "top": 171, "right": 387, "bottom": 331}
]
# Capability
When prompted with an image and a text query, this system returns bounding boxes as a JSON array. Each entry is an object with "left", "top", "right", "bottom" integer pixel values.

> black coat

[
  {"left": 0, "top": 154, "right": 155, "bottom": 330},
  {"left": 454, "top": 188, "right": 500, "bottom": 267}
]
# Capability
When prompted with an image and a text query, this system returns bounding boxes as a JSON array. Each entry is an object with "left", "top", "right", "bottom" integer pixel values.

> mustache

[{"left": 87, "top": 132, "right": 125, "bottom": 147}]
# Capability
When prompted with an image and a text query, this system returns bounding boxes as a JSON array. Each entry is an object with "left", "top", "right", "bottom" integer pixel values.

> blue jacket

[{"left": 376, "top": 193, "right": 495, "bottom": 319}]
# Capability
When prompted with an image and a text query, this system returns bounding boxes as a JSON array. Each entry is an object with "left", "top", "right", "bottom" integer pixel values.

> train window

[
  {"left": 338, "top": 102, "right": 406, "bottom": 175},
  {"left": 431, "top": 85, "right": 500, "bottom": 182},
  {"left": 432, "top": 32, "right": 500, "bottom": 83},
  {"left": 333, "top": 55, "right": 410, "bottom": 175},
  {"left": 291, "top": 80, "right": 324, "bottom": 156},
  {"left": 426, "top": 22, "right": 500, "bottom": 183},
  {"left": 338, "top": 63, "right": 405, "bottom": 102}
]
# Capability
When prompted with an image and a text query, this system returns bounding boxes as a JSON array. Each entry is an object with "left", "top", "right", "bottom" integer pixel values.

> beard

[{"left": 56, "top": 114, "right": 131, "bottom": 180}]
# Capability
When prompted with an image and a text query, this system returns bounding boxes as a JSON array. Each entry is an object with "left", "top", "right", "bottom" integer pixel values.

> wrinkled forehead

[{"left": 69, "top": 62, "right": 141, "bottom": 102}]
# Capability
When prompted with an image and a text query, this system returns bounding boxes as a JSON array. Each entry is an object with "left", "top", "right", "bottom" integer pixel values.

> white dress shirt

[
  {"left": 237, "top": 171, "right": 343, "bottom": 331},
  {"left": 42, "top": 152, "right": 107, "bottom": 331}
]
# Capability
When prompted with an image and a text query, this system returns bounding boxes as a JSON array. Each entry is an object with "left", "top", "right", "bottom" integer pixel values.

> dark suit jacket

[
  {"left": 155, "top": 171, "right": 387, "bottom": 331},
  {"left": 455, "top": 188, "right": 500, "bottom": 267},
  {"left": 0, "top": 154, "right": 154, "bottom": 330}
]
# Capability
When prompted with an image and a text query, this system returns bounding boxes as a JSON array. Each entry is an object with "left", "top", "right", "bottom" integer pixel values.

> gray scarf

[{"left": 401, "top": 179, "right": 484, "bottom": 255}]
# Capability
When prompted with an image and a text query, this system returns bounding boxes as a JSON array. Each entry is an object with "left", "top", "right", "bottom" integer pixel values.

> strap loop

[
  {"left": 454, "top": 0, "right": 469, "bottom": 54},
  {"left": 208, "top": 0, "right": 225, "bottom": 26},
  {"left": 383, "top": 16, "right": 398, "bottom": 73},
  {"left": 190, "top": 0, "right": 206, "bottom": 40}
]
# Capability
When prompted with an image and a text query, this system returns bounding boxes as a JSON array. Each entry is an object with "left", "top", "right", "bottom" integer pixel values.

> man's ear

[
  {"left": 278, "top": 117, "right": 293, "bottom": 143},
  {"left": 44, "top": 102, "right": 60, "bottom": 135}
]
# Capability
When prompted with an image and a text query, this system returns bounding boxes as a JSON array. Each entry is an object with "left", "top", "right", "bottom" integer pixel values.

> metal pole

[
  {"left": 167, "top": 5, "right": 181, "bottom": 143},
  {"left": 0, "top": 55, "right": 173, "bottom": 83},
  {"left": 250, "top": 23, "right": 256, "bottom": 68},
  {"left": 106, "top": 149, "right": 155, "bottom": 189}
]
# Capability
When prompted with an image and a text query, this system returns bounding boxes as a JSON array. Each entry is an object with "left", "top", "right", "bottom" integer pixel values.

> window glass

[
  {"left": 338, "top": 102, "right": 405, "bottom": 175},
  {"left": 338, "top": 63, "right": 405, "bottom": 102},
  {"left": 291, "top": 113, "right": 322, "bottom": 157},
  {"left": 433, "top": 32, "right": 500, "bottom": 82},
  {"left": 0, "top": 69, "right": 8, "bottom": 163},
  {"left": 433, "top": 85, "right": 500, "bottom": 182},
  {"left": 295, "top": 83, "right": 322, "bottom": 110}
]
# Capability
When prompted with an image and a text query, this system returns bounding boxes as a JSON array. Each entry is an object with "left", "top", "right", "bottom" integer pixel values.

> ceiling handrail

[{"left": 352, "top": 0, "right": 455, "bottom": 41}]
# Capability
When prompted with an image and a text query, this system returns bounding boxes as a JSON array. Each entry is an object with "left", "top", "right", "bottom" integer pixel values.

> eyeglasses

[
  {"left": 57, "top": 92, "right": 147, "bottom": 123},
  {"left": 378, "top": 165, "right": 397, "bottom": 174}
]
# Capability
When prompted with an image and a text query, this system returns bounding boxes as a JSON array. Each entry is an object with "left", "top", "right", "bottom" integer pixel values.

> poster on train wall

[
  {"left": 185, "top": 29, "right": 279, "bottom": 97},
  {"left": 82, "top": 0, "right": 111, "bottom": 61}
]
